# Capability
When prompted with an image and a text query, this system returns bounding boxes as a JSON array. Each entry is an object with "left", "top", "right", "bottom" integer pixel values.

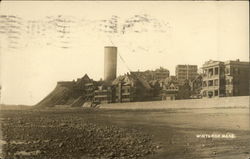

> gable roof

[
  {"left": 112, "top": 73, "right": 152, "bottom": 90},
  {"left": 130, "top": 72, "right": 152, "bottom": 90},
  {"left": 82, "top": 74, "right": 91, "bottom": 81},
  {"left": 76, "top": 74, "right": 93, "bottom": 85}
]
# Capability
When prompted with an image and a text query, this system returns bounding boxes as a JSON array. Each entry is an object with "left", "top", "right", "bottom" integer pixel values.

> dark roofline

[
  {"left": 105, "top": 46, "right": 117, "bottom": 48},
  {"left": 224, "top": 60, "right": 250, "bottom": 65}
]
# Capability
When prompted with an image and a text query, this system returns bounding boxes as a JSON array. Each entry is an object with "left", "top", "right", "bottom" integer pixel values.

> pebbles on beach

[{"left": 1, "top": 109, "right": 158, "bottom": 159}]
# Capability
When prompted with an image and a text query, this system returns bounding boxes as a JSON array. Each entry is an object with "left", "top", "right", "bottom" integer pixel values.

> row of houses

[
  {"left": 78, "top": 73, "right": 200, "bottom": 104},
  {"left": 38, "top": 46, "right": 249, "bottom": 107},
  {"left": 56, "top": 59, "right": 249, "bottom": 106},
  {"left": 93, "top": 73, "right": 154, "bottom": 104}
]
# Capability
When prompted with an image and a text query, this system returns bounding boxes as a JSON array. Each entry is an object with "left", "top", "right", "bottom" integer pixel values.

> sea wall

[{"left": 100, "top": 96, "right": 250, "bottom": 109}]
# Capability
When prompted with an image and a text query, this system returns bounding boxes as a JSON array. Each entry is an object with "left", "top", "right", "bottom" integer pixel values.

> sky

[{"left": 0, "top": 1, "right": 249, "bottom": 105}]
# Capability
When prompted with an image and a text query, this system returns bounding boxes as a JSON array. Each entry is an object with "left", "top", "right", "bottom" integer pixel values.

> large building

[
  {"left": 152, "top": 67, "right": 170, "bottom": 80},
  {"left": 175, "top": 65, "right": 198, "bottom": 84},
  {"left": 201, "top": 59, "right": 250, "bottom": 98},
  {"left": 131, "top": 67, "right": 170, "bottom": 81}
]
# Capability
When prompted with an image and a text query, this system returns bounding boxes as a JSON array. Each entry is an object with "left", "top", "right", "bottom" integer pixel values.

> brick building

[
  {"left": 175, "top": 65, "right": 198, "bottom": 85},
  {"left": 201, "top": 59, "right": 250, "bottom": 98}
]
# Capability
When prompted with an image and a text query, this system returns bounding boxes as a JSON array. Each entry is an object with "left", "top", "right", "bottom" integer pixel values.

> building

[
  {"left": 161, "top": 76, "right": 179, "bottom": 100},
  {"left": 57, "top": 74, "right": 95, "bottom": 100},
  {"left": 131, "top": 67, "right": 170, "bottom": 81},
  {"left": 177, "top": 79, "right": 191, "bottom": 99},
  {"left": 148, "top": 80, "right": 162, "bottom": 100},
  {"left": 37, "top": 74, "right": 96, "bottom": 107},
  {"left": 153, "top": 67, "right": 170, "bottom": 80},
  {"left": 112, "top": 73, "right": 153, "bottom": 103},
  {"left": 164, "top": 76, "right": 178, "bottom": 86},
  {"left": 201, "top": 60, "right": 224, "bottom": 97},
  {"left": 161, "top": 82, "right": 179, "bottom": 100},
  {"left": 93, "top": 84, "right": 114, "bottom": 104},
  {"left": 189, "top": 75, "right": 203, "bottom": 98},
  {"left": 161, "top": 76, "right": 193, "bottom": 100},
  {"left": 112, "top": 75, "right": 136, "bottom": 103},
  {"left": 175, "top": 65, "right": 198, "bottom": 85},
  {"left": 70, "top": 74, "right": 96, "bottom": 106},
  {"left": 201, "top": 59, "right": 250, "bottom": 98},
  {"left": 74, "top": 74, "right": 95, "bottom": 101},
  {"left": 37, "top": 46, "right": 118, "bottom": 107},
  {"left": 224, "top": 60, "right": 250, "bottom": 96}
]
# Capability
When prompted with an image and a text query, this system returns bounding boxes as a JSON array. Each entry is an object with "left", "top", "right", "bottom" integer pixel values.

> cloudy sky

[{"left": 0, "top": 1, "right": 249, "bottom": 105}]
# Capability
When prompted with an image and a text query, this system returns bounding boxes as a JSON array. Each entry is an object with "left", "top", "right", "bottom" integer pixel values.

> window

[
  {"left": 208, "top": 91, "right": 213, "bottom": 97},
  {"left": 208, "top": 80, "right": 213, "bottom": 86},
  {"left": 208, "top": 68, "right": 213, "bottom": 77},
  {"left": 214, "top": 79, "right": 219, "bottom": 86},
  {"left": 122, "top": 95, "right": 130, "bottom": 98},
  {"left": 225, "top": 67, "right": 230, "bottom": 74},
  {"left": 203, "top": 81, "right": 207, "bottom": 87},
  {"left": 214, "top": 90, "right": 218, "bottom": 96},
  {"left": 203, "top": 70, "right": 207, "bottom": 77},
  {"left": 203, "top": 91, "right": 207, "bottom": 97},
  {"left": 215, "top": 67, "right": 219, "bottom": 75},
  {"left": 234, "top": 68, "right": 239, "bottom": 74}
]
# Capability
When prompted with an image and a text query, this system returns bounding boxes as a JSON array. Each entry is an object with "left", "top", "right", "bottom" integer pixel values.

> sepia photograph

[{"left": 0, "top": 1, "right": 249, "bottom": 159}]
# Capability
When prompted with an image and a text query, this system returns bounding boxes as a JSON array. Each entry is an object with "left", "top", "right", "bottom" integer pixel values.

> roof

[
  {"left": 82, "top": 74, "right": 91, "bottom": 81},
  {"left": 202, "top": 60, "right": 224, "bottom": 68},
  {"left": 176, "top": 64, "right": 198, "bottom": 68},
  {"left": 224, "top": 60, "right": 250, "bottom": 66},
  {"left": 203, "top": 59, "right": 250, "bottom": 68},
  {"left": 190, "top": 74, "right": 202, "bottom": 83},
  {"left": 130, "top": 72, "right": 152, "bottom": 89},
  {"left": 112, "top": 73, "right": 152, "bottom": 90}
]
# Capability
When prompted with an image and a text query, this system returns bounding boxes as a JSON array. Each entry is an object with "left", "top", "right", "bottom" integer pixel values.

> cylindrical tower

[{"left": 104, "top": 46, "right": 117, "bottom": 82}]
